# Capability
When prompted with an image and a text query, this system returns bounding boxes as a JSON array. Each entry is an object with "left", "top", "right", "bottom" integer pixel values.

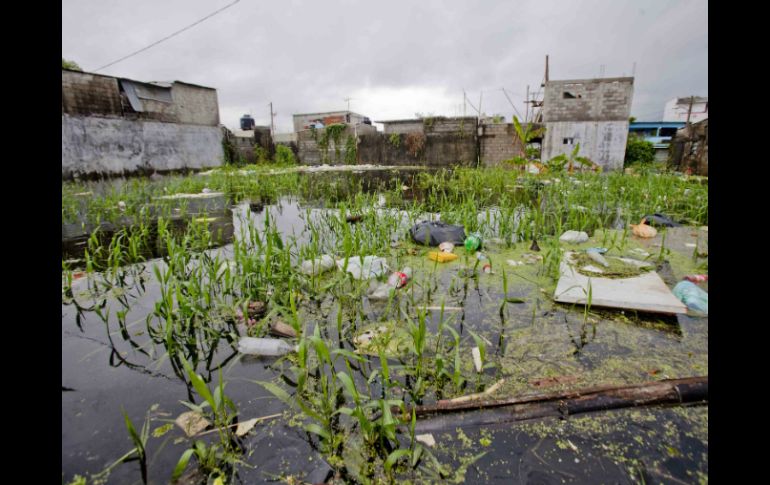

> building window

[
  {"left": 563, "top": 92, "right": 581, "bottom": 99},
  {"left": 659, "top": 127, "right": 678, "bottom": 137},
  {"left": 563, "top": 137, "right": 575, "bottom": 145}
]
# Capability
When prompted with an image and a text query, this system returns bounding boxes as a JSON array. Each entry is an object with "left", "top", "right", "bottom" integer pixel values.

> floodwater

[{"left": 62, "top": 169, "right": 707, "bottom": 484}]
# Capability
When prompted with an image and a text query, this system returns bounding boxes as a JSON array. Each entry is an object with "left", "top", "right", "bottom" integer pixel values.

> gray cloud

[{"left": 63, "top": 0, "right": 707, "bottom": 131}]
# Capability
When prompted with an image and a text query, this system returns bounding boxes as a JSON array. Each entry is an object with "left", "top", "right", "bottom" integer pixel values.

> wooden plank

[{"left": 554, "top": 252, "right": 687, "bottom": 314}]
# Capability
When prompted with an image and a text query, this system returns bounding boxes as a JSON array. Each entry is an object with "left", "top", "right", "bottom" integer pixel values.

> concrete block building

[
  {"left": 541, "top": 77, "right": 634, "bottom": 171},
  {"left": 62, "top": 69, "right": 223, "bottom": 178}
]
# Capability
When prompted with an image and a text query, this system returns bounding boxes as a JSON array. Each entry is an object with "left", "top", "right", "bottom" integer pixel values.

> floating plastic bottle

[
  {"left": 237, "top": 337, "right": 298, "bottom": 356},
  {"left": 387, "top": 267, "right": 412, "bottom": 288},
  {"left": 673, "top": 281, "right": 708, "bottom": 314},
  {"left": 464, "top": 233, "right": 482, "bottom": 252}
]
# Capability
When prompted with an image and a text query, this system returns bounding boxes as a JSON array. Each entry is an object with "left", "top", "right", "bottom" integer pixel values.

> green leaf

[
  {"left": 181, "top": 359, "right": 215, "bottom": 409},
  {"left": 331, "top": 348, "right": 368, "bottom": 363},
  {"left": 336, "top": 372, "right": 360, "bottom": 403},
  {"left": 505, "top": 297, "right": 525, "bottom": 303},
  {"left": 385, "top": 449, "right": 411, "bottom": 474},
  {"left": 171, "top": 448, "right": 195, "bottom": 481},
  {"left": 304, "top": 423, "right": 331, "bottom": 441},
  {"left": 122, "top": 408, "right": 143, "bottom": 454},
  {"left": 250, "top": 380, "right": 293, "bottom": 406},
  {"left": 411, "top": 443, "right": 424, "bottom": 468}
]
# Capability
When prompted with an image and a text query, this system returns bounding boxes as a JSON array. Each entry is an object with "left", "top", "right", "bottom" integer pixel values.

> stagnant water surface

[{"left": 62, "top": 170, "right": 707, "bottom": 484}]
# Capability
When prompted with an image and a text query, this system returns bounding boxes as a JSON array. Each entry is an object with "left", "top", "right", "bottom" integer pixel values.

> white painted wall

[
  {"left": 62, "top": 115, "right": 224, "bottom": 178},
  {"left": 542, "top": 121, "right": 629, "bottom": 171},
  {"left": 663, "top": 98, "right": 708, "bottom": 123}
]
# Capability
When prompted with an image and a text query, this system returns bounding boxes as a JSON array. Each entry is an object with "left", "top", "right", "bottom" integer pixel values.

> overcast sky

[{"left": 62, "top": 0, "right": 707, "bottom": 132}]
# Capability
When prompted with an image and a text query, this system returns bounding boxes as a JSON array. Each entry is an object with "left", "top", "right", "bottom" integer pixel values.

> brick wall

[{"left": 479, "top": 122, "right": 526, "bottom": 167}]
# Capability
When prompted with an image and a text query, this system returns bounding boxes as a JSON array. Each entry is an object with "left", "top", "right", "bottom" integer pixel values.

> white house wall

[{"left": 542, "top": 121, "right": 629, "bottom": 171}]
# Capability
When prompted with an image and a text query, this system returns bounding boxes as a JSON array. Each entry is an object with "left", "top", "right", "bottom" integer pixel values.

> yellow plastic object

[{"left": 428, "top": 251, "right": 459, "bottom": 262}]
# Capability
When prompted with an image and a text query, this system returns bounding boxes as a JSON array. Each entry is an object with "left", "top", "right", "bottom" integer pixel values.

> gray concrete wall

[
  {"left": 543, "top": 77, "right": 634, "bottom": 122},
  {"left": 542, "top": 77, "right": 633, "bottom": 171},
  {"left": 542, "top": 121, "right": 629, "bottom": 171},
  {"left": 171, "top": 82, "right": 219, "bottom": 126},
  {"left": 382, "top": 121, "right": 424, "bottom": 134},
  {"left": 62, "top": 114, "right": 224, "bottom": 178}
]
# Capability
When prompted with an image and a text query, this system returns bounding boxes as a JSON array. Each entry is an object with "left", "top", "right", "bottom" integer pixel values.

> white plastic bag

[
  {"left": 337, "top": 256, "right": 389, "bottom": 280},
  {"left": 299, "top": 255, "right": 336, "bottom": 276}
]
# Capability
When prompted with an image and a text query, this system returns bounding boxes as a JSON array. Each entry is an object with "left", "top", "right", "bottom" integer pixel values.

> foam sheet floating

[{"left": 553, "top": 251, "right": 687, "bottom": 314}]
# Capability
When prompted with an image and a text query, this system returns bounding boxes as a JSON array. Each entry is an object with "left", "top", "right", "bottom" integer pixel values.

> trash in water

[
  {"left": 438, "top": 242, "right": 455, "bottom": 253},
  {"left": 353, "top": 323, "right": 412, "bottom": 356},
  {"left": 237, "top": 337, "right": 298, "bottom": 356},
  {"left": 300, "top": 255, "right": 336, "bottom": 276},
  {"left": 236, "top": 301, "right": 267, "bottom": 326},
  {"left": 560, "top": 230, "right": 589, "bottom": 244},
  {"left": 507, "top": 260, "right": 524, "bottom": 267},
  {"left": 631, "top": 218, "right": 657, "bottom": 238},
  {"left": 117, "top": 201, "right": 126, "bottom": 211},
  {"left": 522, "top": 253, "right": 544, "bottom": 264},
  {"left": 685, "top": 243, "right": 697, "bottom": 248},
  {"left": 684, "top": 274, "right": 708, "bottom": 284},
  {"left": 269, "top": 320, "right": 297, "bottom": 338},
  {"left": 464, "top": 233, "right": 482, "bottom": 252},
  {"left": 410, "top": 221, "right": 466, "bottom": 246},
  {"left": 482, "top": 264, "right": 492, "bottom": 274},
  {"left": 472, "top": 347, "right": 482, "bottom": 372},
  {"left": 428, "top": 251, "right": 458, "bottom": 263},
  {"left": 337, "top": 256, "right": 389, "bottom": 279},
  {"left": 673, "top": 281, "right": 708, "bottom": 314},
  {"left": 642, "top": 213, "right": 681, "bottom": 227},
  {"left": 586, "top": 250, "right": 610, "bottom": 267},
  {"left": 175, "top": 411, "right": 210, "bottom": 437},
  {"left": 586, "top": 247, "right": 608, "bottom": 254},
  {"left": 369, "top": 267, "right": 411, "bottom": 300},
  {"left": 416, "top": 434, "right": 436, "bottom": 447}
]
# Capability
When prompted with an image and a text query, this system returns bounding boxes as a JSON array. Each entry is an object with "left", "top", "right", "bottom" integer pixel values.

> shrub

[{"left": 625, "top": 135, "right": 655, "bottom": 166}]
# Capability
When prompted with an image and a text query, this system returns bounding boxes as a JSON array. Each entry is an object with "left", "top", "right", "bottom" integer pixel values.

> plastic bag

[
  {"left": 410, "top": 221, "right": 466, "bottom": 246},
  {"left": 300, "top": 255, "right": 336, "bottom": 276},
  {"left": 559, "top": 230, "right": 589, "bottom": 244},
  {"left": 337, "top": 256, "right": 389, "bottom": 279},
  {"left": 642, "top": 213, "right": 681, "bottom": 228},
  {"left": 631, "top": 218, "right": 657, "bottom": 238}
]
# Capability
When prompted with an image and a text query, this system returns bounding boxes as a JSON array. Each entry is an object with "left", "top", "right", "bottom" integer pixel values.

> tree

[
  {"left": 624, "top": 134, "right": 655, "bottom": 166},
  {"left": 628, "top": 116, "right": 637, "bottom": 123},
  {"left": 62, "top": 58, "right": 82, "bottom": 71},
  {"left": 505, "top": 116, "right": 545, "bottom": 170}
]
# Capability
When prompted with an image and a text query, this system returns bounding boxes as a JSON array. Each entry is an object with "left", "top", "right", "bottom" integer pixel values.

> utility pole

[
  {"left": 525, "top": 85, "right": 530, "bottom": 123},
  {"left": 686, "top": 96, "right": 694, "bottom": 126},
  {"left": 463, "top": 90, "right": 467, "bottom": 117},
  {"left": 478, "top": 91, "right": 483, "bottom": 118},
  {"left": 344, "top": 97, "right": 354, "bottom": 112},
  {"left": 545, "top": 55, "right": 549, "bottom": 83},
  {"left": 269, "top": 102, "right": 276, "bottom": 136}
]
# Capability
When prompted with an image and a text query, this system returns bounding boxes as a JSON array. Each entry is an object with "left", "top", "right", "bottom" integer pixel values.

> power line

[{"left": 93, "top": 0, "right": 241, "bottom": 72}]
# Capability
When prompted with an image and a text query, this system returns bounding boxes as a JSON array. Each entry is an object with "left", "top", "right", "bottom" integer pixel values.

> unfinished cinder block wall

[
  {"left": 479, "top": 122, "right": 527, "bottom": 167},
  {"left": 61, "top": 69, "right": 223, "bottom": 178},
  {"left": 542, "top": 77, "right": 633, "bottom": 171}
]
